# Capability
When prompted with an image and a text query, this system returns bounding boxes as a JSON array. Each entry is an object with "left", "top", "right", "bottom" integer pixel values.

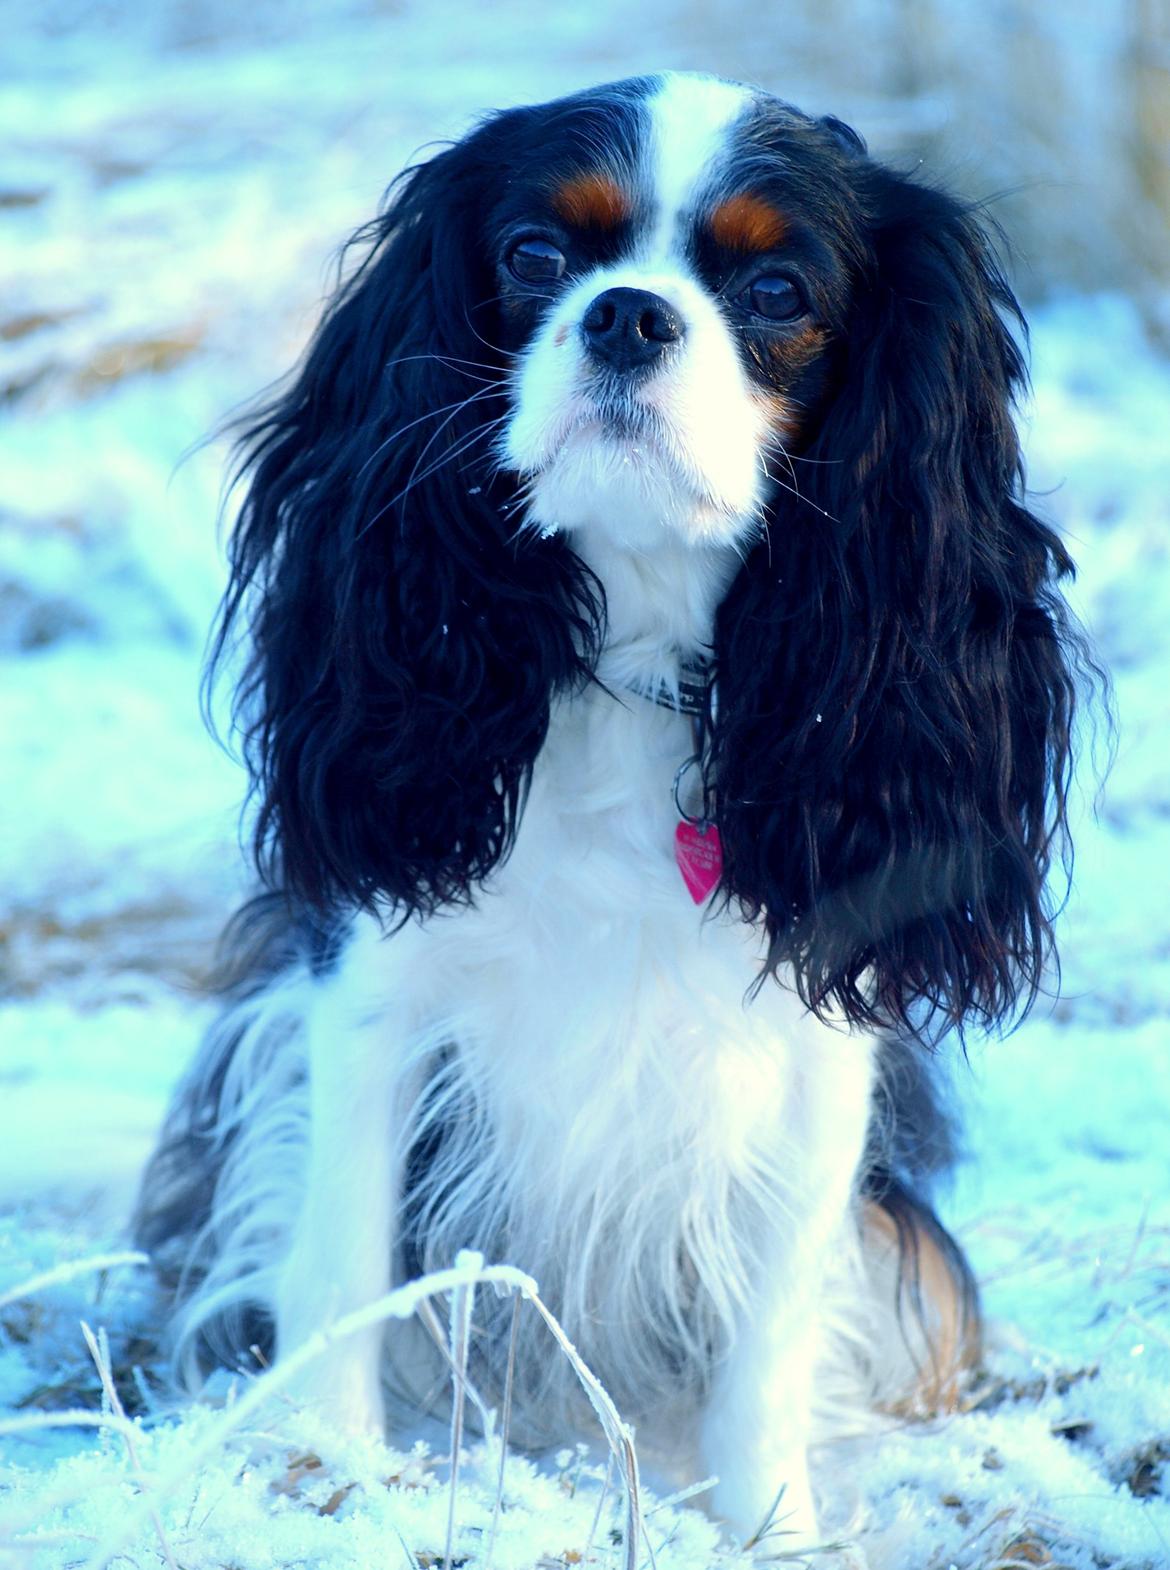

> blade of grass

[
  {"left": 415, "top": 1295, "right": 493, "bottom": 1435},
  {"left": 82, "top": 1258, "right": 536, "bottom": 1569},
  {"left": 585, "top": 1450, "right": 615, "bottom": 1560},
  {"left": 0, "top": 1252, "right": 148, "bottom": 1313},
  {"left": 80, "top": 1320, "right": 178, "bottom": 1570},
  {"left": 521, "top": 1288, "right": 651, "bottom": 1570},
  {"left": 444, "top": 1255, "right": 476, "bottom": 1570},
  {"left": 484, "top": 1291, "right": 521, "bottom": 1570}
]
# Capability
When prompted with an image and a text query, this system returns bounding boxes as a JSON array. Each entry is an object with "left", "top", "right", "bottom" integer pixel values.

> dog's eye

[
  {"left": 742, "top": 274, "right": 805, "bottom": 322},
  {"left": 508, "top": 238, "right": 567, "bottom": 284}
]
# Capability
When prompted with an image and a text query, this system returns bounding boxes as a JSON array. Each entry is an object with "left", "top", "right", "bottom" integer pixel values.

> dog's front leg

[
  {"left": 700, "top": 1261, "right": 827, "bottom": 1547},
  {"left": 702, "top": 1035, "right": 873, "bottom": 1550},
  {"left": 273, "top": 955, "right": 409, "bottom": 1436}
]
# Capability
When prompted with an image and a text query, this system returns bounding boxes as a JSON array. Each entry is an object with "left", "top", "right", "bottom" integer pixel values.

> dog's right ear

[{"left": 211, "top": 130, "right": 603, "bottom": 921}]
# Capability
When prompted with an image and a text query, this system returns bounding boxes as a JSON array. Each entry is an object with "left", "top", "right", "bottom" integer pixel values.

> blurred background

[
  {"left": 1, "top": 0, "right": 1169, "bottom": 1295},
  {"left": 3, "top": 4, "right": 1170, "bottom": 1559}
]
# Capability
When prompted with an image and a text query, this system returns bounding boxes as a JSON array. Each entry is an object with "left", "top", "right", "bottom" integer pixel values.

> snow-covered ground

[{"left": 2, "top": 5, "right": 1169, "bottom": 1567}]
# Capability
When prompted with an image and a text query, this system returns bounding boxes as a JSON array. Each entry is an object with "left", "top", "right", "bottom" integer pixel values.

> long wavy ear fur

[
  {"left": 212, "top": 130, "right": 603, "bottom": 918},
  {"left": 712, "top": 168, "right": 1087, "bottom": 1037}
]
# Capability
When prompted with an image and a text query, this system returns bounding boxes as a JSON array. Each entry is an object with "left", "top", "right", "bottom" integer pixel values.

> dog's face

[{"left": 490, "top": 75, "right": 857, "bottom": 549}]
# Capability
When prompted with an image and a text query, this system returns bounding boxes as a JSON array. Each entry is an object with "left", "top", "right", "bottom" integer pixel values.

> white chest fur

[{"left": 350, "top": 539, "right": 876, "bottom": 1426}]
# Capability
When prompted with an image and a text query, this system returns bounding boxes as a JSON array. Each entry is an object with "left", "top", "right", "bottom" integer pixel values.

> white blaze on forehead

[
  {"left": 644, "top": 73, "right": 753, "bottom": 262},
  {"left": 502, "top": 72, "right": 775, "bottom": 554}
]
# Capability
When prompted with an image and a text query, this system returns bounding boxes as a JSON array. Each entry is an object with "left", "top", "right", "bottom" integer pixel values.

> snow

[{"left": 2, "top": 3, "right": 1170, "bottom": 1567}]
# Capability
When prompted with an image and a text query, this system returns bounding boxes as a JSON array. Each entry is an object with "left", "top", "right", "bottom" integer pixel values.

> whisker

[
  {"left": 382, "top": 352, "right": 508, "bottom": 379},
  {"left": 760, "top": 429, "right": 843, "bottom": 467},
  {"left": 459, "top": 306, "right": 538, "bottom": 359},
  {"left": 400, "top": 414, "right": 512, "bottom": 495},
  {"left": 766, "top": 439, "right": 801, "bottom": 496},
  {"left": 355, "top": 391, "right": 508, "bottom": 542},
  {"left": 475, "top": 292, "right": 558, "bottom": 312},
  {"left": 356, "top": 384, "right": 503, "bottom": 481},
  {"left": 759, "top": 461, "right": 839, "bottom": 522},
  {"left": 358, "top": 413, "right": 512, "bottom": 536}
]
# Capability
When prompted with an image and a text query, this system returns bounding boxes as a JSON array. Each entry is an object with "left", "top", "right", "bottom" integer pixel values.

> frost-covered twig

[
  {"left": 742, "top": 1482, "right": 789, "bottom": 1550},
  {"left": 79, "top": 1320, "right": 178, "bottom": 1570},
  {"left": 0, "top": 1408, "right": 141, "bottom": 1443},
  {"left": 586, "top": 1450, "right": 615, "bottom": 1558},
  {"left": 647, "top": 1476, "right": 718, "bottom": 1515},
  {"left": 0, "top": 1252, "right": 148, "bottom": 1313},
  {"left": 444, "top": 1251, "right": 477, "bottom": 1570},
  {"left": 1102, "top": 1306, "right": 1170, "bottom": 1354},
  {"left": 522, "top": 1289, "right": 649, "bottom": 1570},
  {"left": 484, "top": 1291, "right": 521, "bottom": 1570},
  {"left": 83, "top": 1258, "right": 536, "bottom": 1569},
  {"left": 415, "top": 1294, "right": 494, "bottom": 1437},
  {"left": 13, "top": 1254, "right": 650, "bottom": 1570}
]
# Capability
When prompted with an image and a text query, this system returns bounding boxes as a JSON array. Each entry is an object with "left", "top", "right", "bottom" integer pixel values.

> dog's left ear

[{"left": 712, "top": 168, "right": 1086, "bottom": 1037}]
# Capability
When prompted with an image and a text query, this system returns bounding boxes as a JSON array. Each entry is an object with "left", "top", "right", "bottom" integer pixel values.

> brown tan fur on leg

[{"left": 862, "top": 1195, "right": 981, "bottom": 1418}]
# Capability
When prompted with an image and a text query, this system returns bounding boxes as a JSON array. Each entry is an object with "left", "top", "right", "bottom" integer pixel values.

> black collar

[{"left": 626, "top": 653, "right": 713, "bottom": 718}]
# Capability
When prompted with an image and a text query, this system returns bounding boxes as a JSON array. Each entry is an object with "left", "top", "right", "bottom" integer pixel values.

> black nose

[{"left": 581, "top": 287, "right": 684, "bottom": 372}]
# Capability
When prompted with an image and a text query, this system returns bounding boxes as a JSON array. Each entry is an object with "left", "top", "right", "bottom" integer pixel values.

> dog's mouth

[
  {"left": 553, "top": 391, "right": 677, "bottom": 462},
  {"left": 503, "top": 366, "right": 761, "bottom": 544}
]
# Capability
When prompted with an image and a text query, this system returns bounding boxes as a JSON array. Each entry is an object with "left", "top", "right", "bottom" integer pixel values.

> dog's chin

[{"left": 519, "top": 419, "right": 757, "bottom": 551}]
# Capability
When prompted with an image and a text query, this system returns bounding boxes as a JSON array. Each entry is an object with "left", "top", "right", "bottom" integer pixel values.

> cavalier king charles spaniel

[{"left": 137, "top": 72, "right": 1083, "bottom": 1545}]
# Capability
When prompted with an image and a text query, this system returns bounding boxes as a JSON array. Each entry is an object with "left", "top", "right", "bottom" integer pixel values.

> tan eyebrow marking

[
  {"left": 551, "top": 172, "right": 632, "bottom": 230},
  {"left": 709, "top": 193, "right": 788, "bottom": 252}
]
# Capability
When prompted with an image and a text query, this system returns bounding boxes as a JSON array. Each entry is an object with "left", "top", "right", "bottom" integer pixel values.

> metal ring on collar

[{"left": 672, "top": 753, "right": 711, "bottom": 829}]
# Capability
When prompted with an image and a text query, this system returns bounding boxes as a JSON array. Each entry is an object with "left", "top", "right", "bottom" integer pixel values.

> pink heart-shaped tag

[{"left": 674, "top": 820, "right": 723, "bottom": 904}]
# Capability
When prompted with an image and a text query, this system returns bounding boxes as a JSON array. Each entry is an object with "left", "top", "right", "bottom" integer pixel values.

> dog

[{"left": 136, "top": 71, "right": 1084, "bottom": 1545}]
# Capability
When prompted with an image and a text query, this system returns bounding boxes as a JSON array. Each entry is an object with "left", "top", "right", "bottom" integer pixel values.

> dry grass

[
  {"left": 72, "top": 329, "right": 206, "bottom": 396},
  {"left": 0, "top": 1253, "right": 672, "bottom": 1570},
  {"left": 0, "top": 1248, "right": 880, "bottom": 1569},
  {"left": 0, "top": 895, "right": 226, "bottom": 999},
  {"left": 2, "top": 1240, "right": 1166, "bottom": 1568}
]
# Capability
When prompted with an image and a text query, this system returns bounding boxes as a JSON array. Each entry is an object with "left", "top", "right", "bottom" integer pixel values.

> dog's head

[
  {"left": 218, "top": 73, "right": 1087, "bottom": 1037},
  {"left": 496, "top": 75, "right": 853, "bottom": 552}
]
